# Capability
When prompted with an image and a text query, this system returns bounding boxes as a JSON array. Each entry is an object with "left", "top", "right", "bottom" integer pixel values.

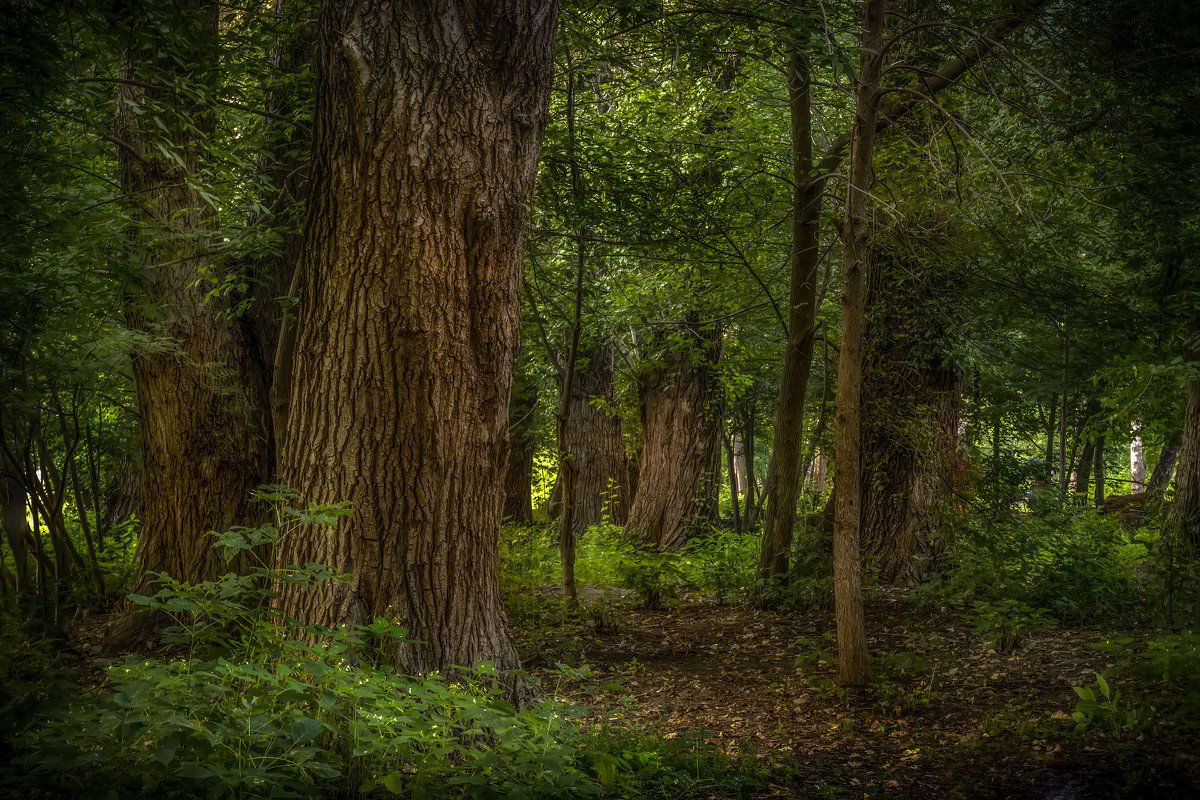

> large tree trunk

[
  {"left": 1165, "top": 334, "right": 1200, "bottom": 622},
  {"left": 860, "top": 349, "right": 961, "bottom": 586},
  {"left": 562, "top": 342, "right": 629, "bottom": 532},
  {"left": 245, "top": 0, "right": 317, "bottom": 456},
  {"left": 626, "top": 321, "right": 723, "bottom": 551},
  {"left": 110, "top": 2, "right": 272, "bottom": 647},
  {"left": 274, "top": 0, "right": 558, "bottom": 690}
]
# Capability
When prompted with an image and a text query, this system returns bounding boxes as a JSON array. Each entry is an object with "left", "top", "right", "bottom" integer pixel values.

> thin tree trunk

[
  {"left": 992, "top": 414, "right": 1002, "bottom": 515},
  {"left": 725, "top": 431, "right": 742, "bottom": 532},
  {"left": 759, "top": 50, "right": 823, "bottom": 584},
  {"left": 833, "top": 0, "right": 885, "bottom": 688},
  {"left": 743, "top": 406, "right": 757, "bottom": 527},
  {"left": 1059, "top": 343, "right": 1069, "bottom": 503},
  {"left": 556, "top": 226, "right": 586, "bottom": 605},
  {"left": 1045, "top": 396, "right": 1057, "bottom": 466},
  {"left": 1074, "top": 439, "right": 1095, "bottom": 506},
  {"left": 274, "top": 0, "right": 558, "bottom": 698},
  {"left": 1093, "top": 435, "right": 1106, "bottom": 507},
  {"left": 503, "top": 372, "right": 537, "bottom": 524},
  {"left": 1131, "top": 422, "right": 1146, "bottom": 492}
]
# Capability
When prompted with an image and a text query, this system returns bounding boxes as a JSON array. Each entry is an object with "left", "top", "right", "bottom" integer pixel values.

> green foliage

[
  {"left": 760, "top": 524, "right": 834, "bottom": 614},
  {"left": 5, "top": 491, "right": 606, "bottom": 799},
  {"left": 971, "top": 599, "right": 1053, "bottom": 652},
  {"left": 677, "top": 527, "right": 758, "bottom": 605},
  {"left": 912, "top": 510, "right": 1145, "bottom": 624},
  {"left": 0, "top": 610, "right": 77, "bottom": 745},
  {"left": 871, "top": 651, "right": 940, "bottom": 715},
  {"left": 501, "top": 522, "right": 763, "bottom": 610},
  {"left": 1070, "top": 672, "right": 1141, "bottom": 734},
  {"left": 1094, "top": 631, "right": 1200, "bottom": 725}
]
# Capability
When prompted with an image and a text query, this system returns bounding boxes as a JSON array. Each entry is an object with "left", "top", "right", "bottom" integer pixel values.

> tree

[
  {"left": 105, "top": 1, "right": 279, "bottom": 645},
  {"left": 274, "top": 0, "right": 559, "bottom": 694},
  {"left": 625, "top": 318, "right": 724, "bottom": 551},
  {"left": 832, "top": 0, "right": 885, "bottom": 688}
]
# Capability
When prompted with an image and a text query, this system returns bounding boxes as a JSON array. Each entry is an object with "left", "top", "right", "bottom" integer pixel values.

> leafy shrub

[
  {"left": 759, "top": 524, "right": 834, "bottom": 614},
  {"left": 677, "top": 527, "right": 759, "bottom": 604},
  {"left": 499, "top": 523, "right": 560, "bottom": 591},
  {"left": 6, "top": 488, "right": 606, "bottom": 799},
  {"left": 1094, "top": 631, "right": 1200, "bottom": 725},
  {"left": 575, "top": 524, "right": 690, "bottom": 610},
  {"left": 912, "top": 510, "right": 1145, "bottom": 624},
  {"left": 1070, "top": 672, "right": 1141, "bottom": 733},
  {"left": 971, "top": 598, "right": 1053, "bottom": 651}
]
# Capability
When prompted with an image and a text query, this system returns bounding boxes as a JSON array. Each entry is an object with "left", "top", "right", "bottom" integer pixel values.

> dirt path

[{"left": 514, "top": 588, "right": 1199, "bottom": 798}]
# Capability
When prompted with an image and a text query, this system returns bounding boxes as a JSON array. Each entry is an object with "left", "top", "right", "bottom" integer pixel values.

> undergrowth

[{"left": 2, "top": 488, "right": 774, "bottom": 800}]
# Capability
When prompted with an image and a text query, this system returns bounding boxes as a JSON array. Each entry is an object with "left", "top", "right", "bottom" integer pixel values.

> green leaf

[
  {"left": 383, "top": 771, "right": 405, "bottom": 795},
  {"left": 153, "top": 742, "right": 177, "bottom": 766},
  {"left": 593, "top": 752, "right": 619, "bottom": 790},
  {"left": 289, "top": 716, "right": 324, "bottom": 744}
]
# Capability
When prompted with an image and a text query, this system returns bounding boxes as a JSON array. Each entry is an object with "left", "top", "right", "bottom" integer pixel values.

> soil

[{"left": 512, "top": 586, "right": 1200, "bottom": 799}]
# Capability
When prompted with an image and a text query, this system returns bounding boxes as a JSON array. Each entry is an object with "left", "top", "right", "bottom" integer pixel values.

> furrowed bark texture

[
  {"left": 626, "top": 322, "right": 723, "bottom": 552},
  {"left": 275, "top": 0, "right": 558, "bottom": 682},
  {"left": 1148, "top": 429, "right": 1183, "bottom": 498},
  {"left": 859, "top": 242, "right": 963, "bottom": 585},
  {"left": 1166, "top": 324, "right": 1200, "bottom": 622},
  {"left": 112, "top": 1, "right": 271, "bottom": 634},
  {"left": 562, "top": 343, "right": 630, "bottom": 531}
]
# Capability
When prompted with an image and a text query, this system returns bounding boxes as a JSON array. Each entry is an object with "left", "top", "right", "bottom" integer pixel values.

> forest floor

[{"left": 510, "top": 587, "right": 1199, "bottom": 800}]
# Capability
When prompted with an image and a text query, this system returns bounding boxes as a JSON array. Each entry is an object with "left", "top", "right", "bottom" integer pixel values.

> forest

[{"left": 1, "top": 0, "right": 1198, "bottom": 797}]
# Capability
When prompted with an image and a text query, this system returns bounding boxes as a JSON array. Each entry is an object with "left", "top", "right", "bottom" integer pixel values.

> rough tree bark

[
  {"left": 833, "top": 0, "right": 885, "bottom": 688},
  {"left": 626, "top": 321, "right": 723, "bottom": 552},
  {"left": 1148, "top": 429, "right": 1183, "bottom": 499},
  {"left": 109, "top": 0, "right": 272, "bottom": 647},
  {"left": 561, "top": 343, "right": 629, "bottom": 530},
  {"left": 1165, "top": 323, "right": 1200, "bottom": 622},
  {"left": 860, "top": 338, "right": 962, "bottom": 585},
  {"left": 274, "top": 0, "right": 559, "bottom": 691}
]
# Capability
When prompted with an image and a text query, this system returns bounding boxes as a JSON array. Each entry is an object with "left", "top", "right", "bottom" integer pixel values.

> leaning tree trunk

[
  {"left": 758, "top": 50, "right": 824, "bottom": 586},
  {"left": 1149, "top": 429, "right": 1183, "bottom": 499},
  {"left": 110, "top": 1, "right": 272, "bottom": 648},
  {"left": 625, "top": 321, "right": 723, "bottom": 552},
  {"left": 274, "top": 0, "right": 558, "bottom": 690}
]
